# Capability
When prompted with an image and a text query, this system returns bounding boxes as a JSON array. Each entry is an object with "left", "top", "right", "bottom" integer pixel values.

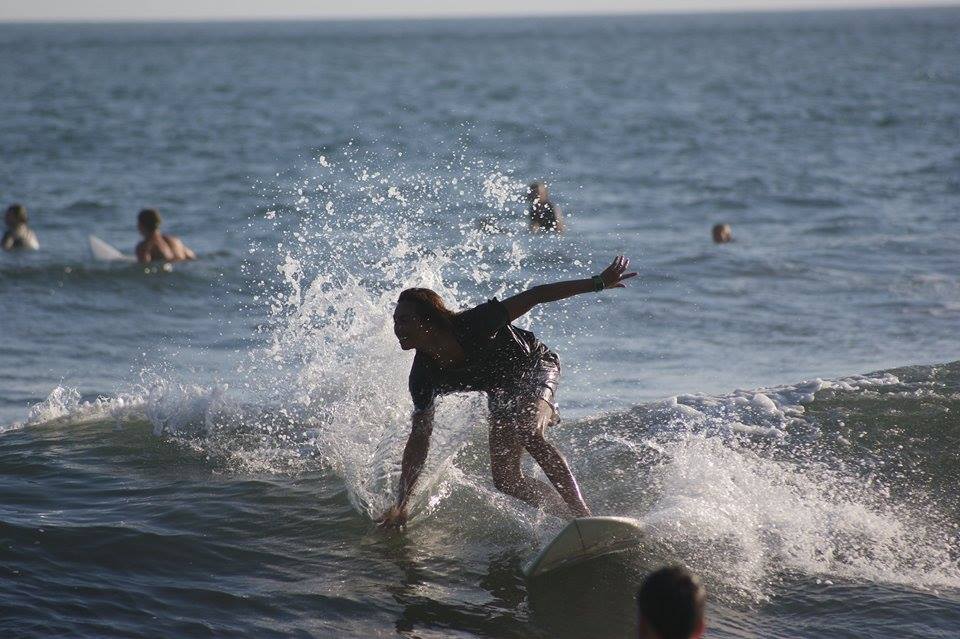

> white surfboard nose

[{"left": 89, "top": 235, "right": 135, "bottom": 262}]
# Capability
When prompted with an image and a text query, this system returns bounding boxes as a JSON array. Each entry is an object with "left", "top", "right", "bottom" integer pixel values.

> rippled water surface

[{"left": 1, "top": 8, "right": 959, "bottom": 638}]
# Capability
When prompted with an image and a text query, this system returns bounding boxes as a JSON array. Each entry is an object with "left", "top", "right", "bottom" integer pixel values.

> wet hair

[
  {"left": 397, "top": 288, "right": 457, "bottom": 328},
  {"left": 6, "top": 204, "right": 27, "bottom": 225},
  {"left": 527, "top": 181, "right": 549, "bottom": 202},
  {"left": 712, "top": 223, "right": 732, "bottom": 244},
  {"left": 138, "top": 208, "right": 162, "bottom": 232},
  {"left": 636, "top": 566, "right": 706, "bottom": 639}
]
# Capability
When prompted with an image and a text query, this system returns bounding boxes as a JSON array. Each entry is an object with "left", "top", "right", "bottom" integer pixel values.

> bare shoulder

[{"left": 164, "top": 234, "right": 196, "bottom": 260}]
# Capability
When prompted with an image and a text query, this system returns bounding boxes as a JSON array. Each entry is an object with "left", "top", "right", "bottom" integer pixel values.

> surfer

[
  {"left": 2, "top": 204, "right": 39, "bottom": 251},
  {"left": 527, "top": 181, "right": 565, "bottom": 233},
  {"left": 135, "top": 209, "right": 196, "bottom": 263},
  {"left": 637, "top": 566, "right": 706, "bottom": 639},
  {"left": 378, "top": 256, "right": 637, "bottom": 528}
]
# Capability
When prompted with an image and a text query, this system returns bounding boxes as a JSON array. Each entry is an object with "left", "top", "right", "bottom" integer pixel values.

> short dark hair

[
  {"left": 6, "top": 204, "right": 27, "bottom": 224},
  {"left": 712, "top": 223, "right": 732, "bottom": 243},
  {"left": 527, "top": 181, "right": 548, "bottom": 201},
  {"left": 637, "top": 566, "right": 705, "bottom": 639},
  {"left": 138, "top": 208, "right": 162, "bottom": 232}
]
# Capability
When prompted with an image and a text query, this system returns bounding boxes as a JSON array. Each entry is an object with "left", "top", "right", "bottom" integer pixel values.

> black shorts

[{"left": 487, "top": 352, "right": 561, "bottom": 424}]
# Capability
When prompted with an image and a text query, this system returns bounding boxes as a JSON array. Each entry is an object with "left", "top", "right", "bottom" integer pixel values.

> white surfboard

[
  {"left": 525, "top": 516, "right": 646, "bottom": 578},
  {"left": 89, "top": 235, "right": 135, "bottom": 262}
]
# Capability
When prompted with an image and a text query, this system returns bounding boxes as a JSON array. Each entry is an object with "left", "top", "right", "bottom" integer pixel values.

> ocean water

[{"left": 1, "top": 8, "right": 959, "bottom": 638}]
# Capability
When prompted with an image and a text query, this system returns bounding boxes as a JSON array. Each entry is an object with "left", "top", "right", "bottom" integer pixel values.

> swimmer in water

[
  {"left": 378, "top": 256, "right": 637, "bottom": 529},
  {"left": 712, "top": 223, "right": 732, "bottom": 244},
  {"left": 2, "top": 204, "right": 40, "bottom": 251},
  {"left": 135, "top": 208, "right": 196, "bottom": 263},
  {"left": 527, "top": 181, "right": 565, "bottom": 233}
]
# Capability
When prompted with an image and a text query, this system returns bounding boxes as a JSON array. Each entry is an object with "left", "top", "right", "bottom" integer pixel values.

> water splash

[
  {"left": 19, "top": 146, "right": 960, "bottom": 603},
  {"left": 573, "top": 370, "right": 960, "bottom": 600}
]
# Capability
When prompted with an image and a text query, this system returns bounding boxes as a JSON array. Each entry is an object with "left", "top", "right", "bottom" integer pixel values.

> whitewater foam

[{"left": 15, "top": 149, "right": 960, "bottom": 605}]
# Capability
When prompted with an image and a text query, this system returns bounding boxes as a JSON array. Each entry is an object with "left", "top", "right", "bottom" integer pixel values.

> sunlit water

[{"left": 2, "top": 9, "right": 959, "bottom": 638}]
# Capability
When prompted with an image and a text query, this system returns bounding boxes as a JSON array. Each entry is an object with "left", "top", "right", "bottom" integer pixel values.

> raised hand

[{"left": 600, "top": 255, "right": 638, "bottom": 289}]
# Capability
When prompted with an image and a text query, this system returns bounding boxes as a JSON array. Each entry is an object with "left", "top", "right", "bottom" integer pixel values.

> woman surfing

[{"left": 378, "top": 256, "right": 637, "bottom": 528}]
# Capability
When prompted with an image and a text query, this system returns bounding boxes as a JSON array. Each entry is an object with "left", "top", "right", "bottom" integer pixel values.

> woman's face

[{"left": 393, "top": 300, "right": 431, "bottom": 350}]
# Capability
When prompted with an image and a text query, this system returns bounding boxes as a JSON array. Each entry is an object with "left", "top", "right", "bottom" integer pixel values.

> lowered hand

[{"left": 376, "top": 503, "right": 409, "bottom": 530}]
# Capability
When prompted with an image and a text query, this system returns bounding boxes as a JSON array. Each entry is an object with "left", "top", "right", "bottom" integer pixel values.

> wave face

[
  {"left": 2, "top": 8, "right": 960, "bottom": 639},
  {"left": 4, "top": 362, "right": 960, "bottom": 637},
  {"left": 7, "top": 160, "right": 960, "bottom": 635}
]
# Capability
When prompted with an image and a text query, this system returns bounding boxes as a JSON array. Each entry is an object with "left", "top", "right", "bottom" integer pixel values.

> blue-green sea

[{"left": 2, "top": 8, "right": 959, "bottom": 637}]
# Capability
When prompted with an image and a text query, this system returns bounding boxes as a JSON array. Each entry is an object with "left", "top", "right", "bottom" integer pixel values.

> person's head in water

[
  {"left": 5, "top": 204, "right": 27, "bottom": 229},
  {"left": 712, "top": 223, "right": 732, "bottom": 244},
  {"left": 637, "top": 566, "right": 706, "bottom": 639},
  {"left": 527, "top": 181, "right": 549, "bottom": 205},
  {"left": 393, "top": 288, "right": 457, "bottom": 350},
  {"left": 138, "top": 208, "right": 162, "bottom": 238},
  {"left": 527, "top": 181, "right": 564, "bottom": 233}
]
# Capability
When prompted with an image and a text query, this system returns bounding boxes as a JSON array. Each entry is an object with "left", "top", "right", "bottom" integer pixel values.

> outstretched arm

[
  {"left": 377, "top": 409, "right": 434, "bottom": 529},
  {"left": 501, "top": 255, "right": 636, "bottom": 322}
]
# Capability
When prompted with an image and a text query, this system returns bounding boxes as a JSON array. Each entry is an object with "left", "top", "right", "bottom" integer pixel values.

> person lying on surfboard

[
  {"left": 135, "top": 208, "right": 196, "bottom": 263},
  {"left": 377, "top": 256, "right": 637, "bottom": 529}
]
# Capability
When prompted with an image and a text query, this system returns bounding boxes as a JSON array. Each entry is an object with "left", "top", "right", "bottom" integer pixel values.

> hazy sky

[{"left": 0, "top": 0, "right": 954, "bottom": 21}]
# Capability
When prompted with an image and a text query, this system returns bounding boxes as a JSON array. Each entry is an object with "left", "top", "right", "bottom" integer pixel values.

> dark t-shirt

[
  {"left": 529, "top": 201, "right": 562, "bottom": 230},
  {"left": 408, "top": 298, "right": 552, "bottom": 411}
]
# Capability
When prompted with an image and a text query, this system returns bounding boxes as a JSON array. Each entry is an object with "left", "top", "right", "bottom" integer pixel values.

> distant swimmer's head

[
  {"left": 138, "top": 208, "right": 162, "bottom": 237},
  {"left": 394, "top": 288, "right": 457, "bottom": 350},
  {"left": 637, "top": 566, "right": 706, "bottom": 639},
  {"left": 5, "top": 204, "right": 27, "bottom": 228},
  {"left": 712, "top": 223, "right": 732, "bottom": 244},
  {"left": 526, "top": 181, "right": 549, "bottom": 205}
]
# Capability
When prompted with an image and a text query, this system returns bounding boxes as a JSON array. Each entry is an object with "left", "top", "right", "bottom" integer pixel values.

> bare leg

[
  {"left": 488, "top": 400, "right": 591, "bottom": 518},
  {"left": 518, "top": 400, "right": 591, "bottom": 518},
  {"left": 489, "top": 415, "right": 571, "bottom": 516}
]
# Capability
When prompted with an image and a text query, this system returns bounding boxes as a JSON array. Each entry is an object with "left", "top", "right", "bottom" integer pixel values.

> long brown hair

[{"left": 398, "top": 288, "right": 457, "bottom": 328}]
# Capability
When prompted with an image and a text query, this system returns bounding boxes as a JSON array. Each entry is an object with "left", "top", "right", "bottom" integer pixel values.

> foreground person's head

[
  {"left": 393, "top": 288, "right": 457, "bottom": 350},
  {"left": 138, "top": 208, "right": 162, "bottom": 237},
  {"left": 637, "top": 566, "right": 706, "bottom": 639},
  {"left": 5, "top": 204, "right": 27, "bottom": 229}
]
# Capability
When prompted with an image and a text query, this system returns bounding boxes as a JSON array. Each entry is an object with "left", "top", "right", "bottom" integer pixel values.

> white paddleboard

[
  {"left": 89, "top": 235, "right": 135, "bottom": 262},
  {"left": 525, "top": 516, "right": 645, "bottom": 578}
]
